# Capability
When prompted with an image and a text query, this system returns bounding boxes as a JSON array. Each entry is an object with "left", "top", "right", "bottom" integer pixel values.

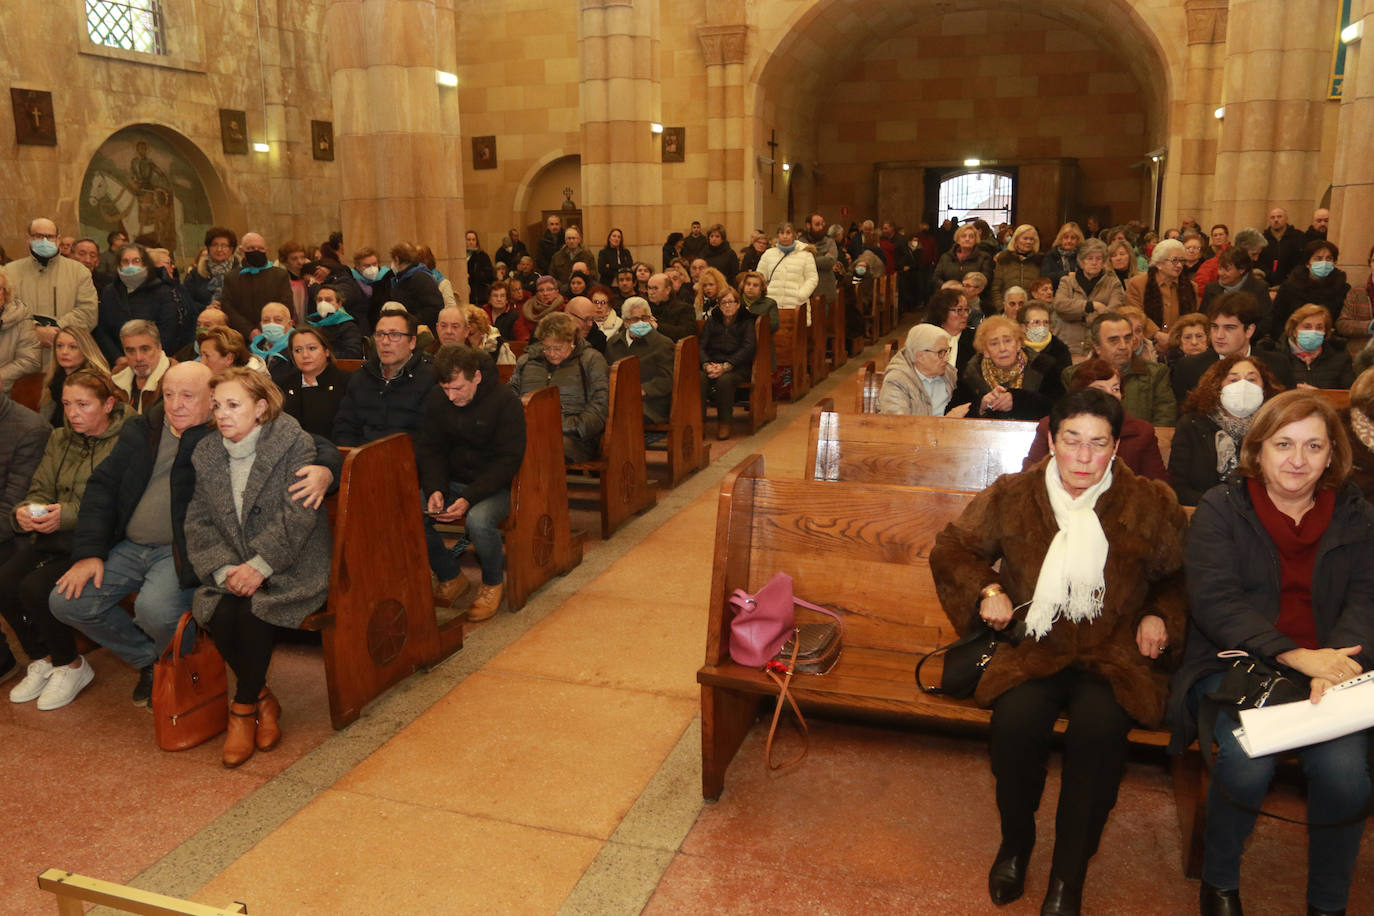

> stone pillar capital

[
  {"left": 698, "top": 24, "right": 749, "bottom": 66},
  {"left": 1185, "top": 0, "right": 1229, "bottom": 44}
]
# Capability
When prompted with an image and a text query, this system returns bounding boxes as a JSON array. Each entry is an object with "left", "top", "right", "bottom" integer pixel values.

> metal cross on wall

[{"left": 766, "top": 130, "right": 779, "bottom": 192}]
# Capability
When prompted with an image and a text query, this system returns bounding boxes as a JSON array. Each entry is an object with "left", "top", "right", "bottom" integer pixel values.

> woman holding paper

[{"left": 1171, "top": 389, "right": 1374, "bottom": 916}]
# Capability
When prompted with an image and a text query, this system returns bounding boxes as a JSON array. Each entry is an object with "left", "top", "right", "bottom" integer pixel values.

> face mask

[
  {"left": 854, "top": 264, "right": 868, "bottom": 277},
  {"left": 1219, "top": 379, "right": 1264, "bottom": 418},
  {"left": 243, "top": 250, "right": 268, "bottom": 268},
  {"left": 119, "top": 266, "right": 147, "bottom": 290},
  {"left": 30, "top": 239, "right": 58, "bottom": 259},
  {"left": 778, "top": 242, "right": 795, "bottom": 254},
  {"left": 1026, "top": 326, "right": 1050, "bottom": 343},
  {"left": 1221, "top": 278, "right": 1245, "bottom": 292},
  {"left": 261, "top": 322, "right": 288, "bottom": 343},
  {"left": 1295, "top": 329, "right": 1325, "bottom": 352},
  {"left": 1310, "top": 260, "right": 1335, "bottom": 279},
  {"left": 361, "top": 265, "right": 380, "bottom": 282},
  {"left": 316, "top": 301, "right": 337, "bottom": 317},
  {"left": 628, "top": 321, "right": 653, "bottom": 338}
]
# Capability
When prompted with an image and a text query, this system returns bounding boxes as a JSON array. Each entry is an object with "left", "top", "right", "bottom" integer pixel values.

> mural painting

[{"left": 80, "top": 127, "right": 213, "bottom": 261}]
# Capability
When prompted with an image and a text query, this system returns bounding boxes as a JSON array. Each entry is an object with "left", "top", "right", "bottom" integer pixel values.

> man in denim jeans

[
  {"left": 49, "top": 361, "right": 340, "bottom": 706},
  {"left": 418, "top": 344, "right": 526, "bottom": 622}
]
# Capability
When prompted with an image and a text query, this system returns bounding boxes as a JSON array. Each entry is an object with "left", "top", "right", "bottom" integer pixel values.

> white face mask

[
  {"left": 1219, "top": 379, "right": 1263, "bottom": 418},
  {"left": 360, "top": 265, "right": 379, "bottom": 281},
  {"left": 316, "top": 301, "right": 337, "bottom": 316}
]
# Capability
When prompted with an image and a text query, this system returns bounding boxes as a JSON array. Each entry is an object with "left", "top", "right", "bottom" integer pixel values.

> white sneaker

[
  {"left": 36, "top": 658, "right": 94, "bottom": 711},
  {"left": 9, "top": 658, "right": 54, "bottom": 703}
]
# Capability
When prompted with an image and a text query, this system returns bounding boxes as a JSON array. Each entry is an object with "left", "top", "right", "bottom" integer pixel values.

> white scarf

[{"left": 1025, "top": 456, "right": 1114, "bottom": 640}]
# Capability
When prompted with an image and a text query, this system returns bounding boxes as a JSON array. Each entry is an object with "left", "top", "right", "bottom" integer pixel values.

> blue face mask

[
  {"left": 628, "top": 321, "right": 653, "bottom": 338},
  {"left": 1310, "top": 260, "right": 1335, "bottom": 279},
  {"left": 1295, "top": 329, "right": 1325, "bottom": 351},
  {"left": 30, "top": 239, "right": 57, "bottom": 259},
  {"left": 261, "top": 322, "right": 288, "bottom": 343}
]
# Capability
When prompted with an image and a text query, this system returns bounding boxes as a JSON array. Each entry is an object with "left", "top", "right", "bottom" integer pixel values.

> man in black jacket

[
  {"left": 1259, "top": 208, "right": 1307, "bottom": 286},
  {"left": 0, "top": 393, "right": 49, "bottom": 681},
  {"left": 420, "top": 345, "right": 526, "bottom": 621},
  {"left": 333, "top": 311, "right": 437, "bottom": 448},
  {"left": 647, "top": 272, "right": 696, "bottom": 341},
  {"left": 1170, "top": 291, "right": 1294, "bottom": 403},
  {"left": 50, "top": 361, "right": 342, "bottom": 706}
]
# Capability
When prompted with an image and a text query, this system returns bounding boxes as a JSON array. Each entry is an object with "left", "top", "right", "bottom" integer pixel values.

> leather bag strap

[{"left": 763, "top": 633, "right": 808, "bottom": 771}]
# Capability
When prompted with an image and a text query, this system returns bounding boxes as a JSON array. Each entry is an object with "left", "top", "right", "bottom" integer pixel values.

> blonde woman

[
  {"left": 990, "top": 224, "right": 1041, "bottom": 307},
  {"left": 1040, "top": 222, "right": 1085, "bottom": 292},
  {"left": 39, "top": 326, "right": 110, "bottom": 427},
  {"left": 462, "top": 305, "right": 515, "bottom": 365}
]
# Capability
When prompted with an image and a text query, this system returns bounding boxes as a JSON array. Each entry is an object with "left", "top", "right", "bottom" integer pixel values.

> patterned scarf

[
  {"left": 981, "top": 349, "right": 1028, "bottom": 390},
  {"left": 1209, "top": 409, "right": 1253, "bottom": 478},
  {"left": 1351, "top": 407, "right": 1374, "bottom": 454}
]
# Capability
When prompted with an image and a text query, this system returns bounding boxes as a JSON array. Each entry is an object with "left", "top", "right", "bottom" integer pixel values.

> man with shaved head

[
  {"left": 645, "top": 272, "right": 696, "bottom": 341},
  {"left": 1259, "top": 207, "right": 1306, "bottom": 286},
  {"left": 1305, "top": 207, "right": 1331, "bottom": 246},
  {"left": 50, "top": 361, "right": 342, "bottom": 706},
  {"left": 2, "top": 216, "right": 99, "bottom": 352},
  {"left": 564, "top": 295, "right": 607, "bottom": 354},
  {"left": 217, "top": 231, "right": 293, "bottom": 340}
]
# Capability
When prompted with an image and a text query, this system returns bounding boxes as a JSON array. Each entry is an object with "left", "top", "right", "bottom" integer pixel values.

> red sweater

[{"left": 1247, "top": 476, "right": 1334, "bottom": 650}]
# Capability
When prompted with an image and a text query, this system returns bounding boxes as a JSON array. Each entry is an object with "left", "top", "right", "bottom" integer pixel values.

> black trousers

[
  {"left": 0, "top": 541, "right": 78, "bottom": 666},
  {"left": 988, "top": 667, "right": 1131, "bottom": 887},
  {"left": 702, "top": 369, "right": 748, "bottom": 422},
  {"left": 206, "top": 594, "right": 276, "bottom": 704}
]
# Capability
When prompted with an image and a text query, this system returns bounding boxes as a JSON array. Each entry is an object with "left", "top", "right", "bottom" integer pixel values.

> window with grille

[
  {"left": 937, "top": 170, "right": 1014, "bottom": 228},
  {"left": 86, "top": 0, "right": 167, "bottom": 55}
]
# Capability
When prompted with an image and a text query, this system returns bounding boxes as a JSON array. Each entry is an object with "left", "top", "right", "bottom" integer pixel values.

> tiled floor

[{"left": 7, "top": 336, "right": 1370, "bottom": 915}]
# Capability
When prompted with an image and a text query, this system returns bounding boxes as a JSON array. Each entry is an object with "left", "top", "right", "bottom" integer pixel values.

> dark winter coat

[
  {"left": 1169, "top": 480, "right": 1374, "bottom": 751},
  {"left": 185, "top": 413, "right": 331, "bottom": 628},
  {"left": 1271, "top": 266, "right": 1351, "bottom": 335},
  {"left": 332, "top": 350, "right": 436, "bottom": 447},
  {"left": 306, "top": 310, "right": 364, "bottom": 360},
  {"left": 95, "top": 271, "right": 182, "bottom": 362},
  {"left": 508, "top": 340, "right": 609, "bottom": 463},
  {"left": 1039, "top": 248, "right": 1079, "bottom": 293},
  {"left": 218, "top": 266, "right": 293, "bottom": 340},
  {"left": 699, "top": 309, "right": 757, "bottom": 370},
  {"left": 597, "top": 246, "right": 634, "bottom": 286},
  {"left": 467, "top": 249, "right": 495, "bottom": 306},
  {"left": 605, "top": 327, "right": 675, "bottom": 425},
  {"left": 281, "top": 362, "right": 354, "bottom": 441},
  {"left": 989, "top": 249, "right": 1041, "bottom": 309},
  {"left": 1170, "top": 347, "right": 1294, "bottom": 403},
  {"left": 952, "top": 349, "right": 1063, "bottom": 421},
  {"left": 416, "top": 363, "right": 526, "bottom": 507},
  {"left": 0, "top": 394, "right": 50, "bottom": 551},
  {"left": 1268, "top": 336, "right": 1356, "bottom": 390},
  {"left": 374, "top": 263, "right": 446, "bottom": 330},
  {"left": 1165, "top": 410, "right": 1237, "bottom": 507},
  {"left": 931, "top": 458, "right": 1189, "bottom": 727},
  {"left": 702, "top": 242, "right": 740, "bottom": 283},
  {"left": 933, "top": 247, "right": 996, "bottom": 287}
]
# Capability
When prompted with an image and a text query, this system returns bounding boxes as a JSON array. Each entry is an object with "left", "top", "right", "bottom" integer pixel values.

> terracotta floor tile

[
  {"left": 580, "top": 547, "right": 713, "bottom": 608},
  {"left": 334, "top": 670, "right": 696, "bottom": 838},
  {"left": 486, "top": 590, "right": 705, "bottom": 697},
  {"left": 195, "top": 789, "right": 601, "bottom": 916}
]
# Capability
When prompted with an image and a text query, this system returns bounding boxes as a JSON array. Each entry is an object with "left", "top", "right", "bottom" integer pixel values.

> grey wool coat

[{"left": 185, "top": 413, "right": 331, "bottom": 628}]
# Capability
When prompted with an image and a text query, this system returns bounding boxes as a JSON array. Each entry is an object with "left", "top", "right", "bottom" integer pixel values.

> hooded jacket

[
  {"left": 877, "top": 347, "right": 958, "bottom": 416},
  {"left": 0, "top": 297, "right": 41, "bottom": 393},
  {"left": 1272, "top": 266, "right": 1351, "bottom": 335},
  {"left": 1169, "top": 480, "right": 1374, "bottom": 751},
  {"left": 16, "top": 400, "right": 129, "bottom": 551},
  {"left": 417, "top": 361, "right": 526, "bottom": 506},
  {"left": 756, "top": 244, "right": 819, "bottom": 312},
  {"left": 95, "top": 269, "right": 182, "bottom": 362},
  {"left": 509, "top": 339, "right": 609, "bottom": 449}
]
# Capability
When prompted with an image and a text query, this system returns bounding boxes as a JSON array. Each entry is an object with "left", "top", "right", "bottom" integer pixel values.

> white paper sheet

[{"left": 1234, "top": 672, "right": 1374, "bottom": 758}]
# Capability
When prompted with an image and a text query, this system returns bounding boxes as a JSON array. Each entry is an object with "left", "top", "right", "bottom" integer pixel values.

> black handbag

[{"left": 916, "top": 620, "right": 1026, "bottom": 698}]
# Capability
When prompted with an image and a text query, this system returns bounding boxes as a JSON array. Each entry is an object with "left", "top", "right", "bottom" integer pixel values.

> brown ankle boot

[
  {"left": 255, "top": 687, "right": 282, "bottom": 752},
  {"left": 223, "top": 702, "right": 258, "bottom": 768},
  {"left": 466, "top": 583, "right": 504, "bottom": 622},
  {"left": 433, "top": 573, "right": 471, "bottom": 607},
  {"left": 716, "top": 420, "right": 732, "bottom": 440}
]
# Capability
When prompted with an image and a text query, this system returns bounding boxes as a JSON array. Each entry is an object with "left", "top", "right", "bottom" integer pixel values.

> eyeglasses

[
  {"left": 951, "top": 307, "right": 970, "bottom": 314},
  {"left": 920, "top": 348, "right": 952, "bottom": 358},
  {"left": 30, "top": 231, "right": 57, "bottom": 241},
  {"left": 1165, "top": 258, "right": 1187, "bottom": 266},
  {"left": 374, "top": 330, "right": 414, "bottom": 342}
]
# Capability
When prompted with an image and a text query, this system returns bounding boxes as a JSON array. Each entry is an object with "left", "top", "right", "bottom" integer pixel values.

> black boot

[
  {"left": 1307, "top": 906, "right": 1344, "bottom": 916},
  {"left": 987, "top": 845, "right": 1030, "bottom": 906},
  {"left": 1199, "top": 881, "right": 1242, "bottom": 916},
  {"left": 1041, "top": 876, "right": 1081, "bottom": 916}
]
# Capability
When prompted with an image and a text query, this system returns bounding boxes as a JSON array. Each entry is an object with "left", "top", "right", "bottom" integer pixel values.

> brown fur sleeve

[
  {"left": 1137, "top": 478, "right": 1190, "bottom": 649},
  {"left": 931, "top": 482, "right": 1006, "bottom": 637}
]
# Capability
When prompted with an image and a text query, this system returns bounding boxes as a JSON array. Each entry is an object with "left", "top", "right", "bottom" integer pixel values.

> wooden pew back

[
  {"left": 806, "top": 408, "right": 1040, "bottom": 489},
  {"left": 1314, "top": 388, "right": 1351, "bottom": 410},
  {"left": 10, "top": 371, "right": 43, "bottom": 411},
  {"left": 646, "top": 335, "right": 709, "bottom": 487},
  {"left": 808, "top": 295, "right": 829, "bottom": 384},
  {"left": 568, "top": 355, "right": 657, "bottom": 538},
  {"left": 504, "top": 387, "right": 583, "bottom": 610},
  {"left": 733, "top": 315, "right": 776, "bottom": 433},
  {"left": 775, "top": 308, "right": 811, "bottom": 399}
]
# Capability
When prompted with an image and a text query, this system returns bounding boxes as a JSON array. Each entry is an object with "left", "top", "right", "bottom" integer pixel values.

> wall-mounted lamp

[
  {"left": 781, "top": 162, "right": 791, "bottom": 172},
  {"left": 1213, "top": 106, "right": 1226, "bottom": 120},
  {"left": 963, "top": 158, "right": 981, "bottom": 167},
  {"left": 1342, "top": 21, "right": 1364, "bottom": 43},
  {"left": 252, "top": 142, "right": 270, "bottom": 153},
  {"left": 1150, "top": 155, "right": 1160, "bottom": 163},
  {"left": 436, "top": 70, "right": 459, "bottom": 88},
  {"left": 650, "top": 122, "right": 664, "bottom": 134}
]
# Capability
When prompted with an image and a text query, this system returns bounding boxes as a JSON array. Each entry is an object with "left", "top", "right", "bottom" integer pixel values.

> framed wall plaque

[
  {"left": 11, "top": 89, "right": 56, "bottom": 146},
  {"left": 219, "top": 109, "right": 248, "bottom": 155},
  {"left": 311, "top": 120, "right": 334, "bottom": 161},
  {"left": 661, "top": 127, "right": 685, "bottom": 163},
  {"left": 472, "top": 135, "right": 497, "bottom": 170}
]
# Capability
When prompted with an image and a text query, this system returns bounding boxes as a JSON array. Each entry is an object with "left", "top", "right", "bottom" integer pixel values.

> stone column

[
  {"left": 1211, "top": 0, "right": 1335, "bottom": 231},
  {"left": 697, "top": 25, "right": 748, "bottom": 245},
  {"left": 1330, "top": 0, "right": 1373, "bottom": 282},
  {"left": 577, "top": 0, "right": 661, "bottom": 258},
  {"left": 325, "top": 0, "right": 466, "bottom": 291},
  {"left": 1170, "top": 0, "right": 1227, "bottom": 225}
]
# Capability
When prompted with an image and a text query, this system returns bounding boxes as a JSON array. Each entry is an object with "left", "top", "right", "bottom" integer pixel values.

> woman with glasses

[
  {"left": 183, "top": 227, "right": 239, "bottom": 314},
  {"left": 587, "top": 286, "right": 622, "bottom": 338},
  {"left": 932, "top": 387, "right": 1186, "bottom": 915},
  {"left": 1017, "top": 301, "right": 1073, "bottom": 380},
  {"left": 508, "top": 311, "right": 609, "bottom": 463},
  {"left": 1052, "top": 238, "right": 1124, "bottom": 356},
  {"left": 877, "top": 322, "right": 962, "bottom": 416},
  {"left": 951, "top": 315, "right": 1064, "bottom": 421},
  {"left": 699, "top": 286, "right": 756, "bottom": 439},
  {"left": 1125, "top": 238, "right": 1197, "bottom": 355},
  {"left": 927, "top": 287, "right": 977, "bottom": 374}
]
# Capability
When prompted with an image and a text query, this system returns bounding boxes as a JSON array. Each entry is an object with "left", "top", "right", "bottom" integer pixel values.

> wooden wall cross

[{"left": 766, "top": 130, "right": 779, "bottom": 192}]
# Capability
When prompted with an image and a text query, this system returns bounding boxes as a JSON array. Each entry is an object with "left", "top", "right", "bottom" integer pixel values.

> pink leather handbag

[{"left": 727, "top": 571, "right": 841, "bottom": 667}]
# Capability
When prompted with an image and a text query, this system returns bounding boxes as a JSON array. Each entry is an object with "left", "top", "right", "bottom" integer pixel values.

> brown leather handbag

[{"left": 152, "top": 613, "right": 229, "bottom": 751}]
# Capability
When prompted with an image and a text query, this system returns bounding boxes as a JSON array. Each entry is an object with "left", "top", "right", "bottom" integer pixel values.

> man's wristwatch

[{"left": 980, "top": 583, "right": 1005, "bottom": 601}]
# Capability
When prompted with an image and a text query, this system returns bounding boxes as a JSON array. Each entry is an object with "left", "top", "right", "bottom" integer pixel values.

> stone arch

[
  {"left": 514, "top": 152, "right": 583, "bottom": 247},
  {"left": 74, "top": 122, "right": 239, "bottom": 262},
  {"left": 748, "top": 0, "right": 1178, "bottom": 226}
]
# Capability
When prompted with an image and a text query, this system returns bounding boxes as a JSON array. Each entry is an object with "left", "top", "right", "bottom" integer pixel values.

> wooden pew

[
  {"left": 334, "top": 358, "right": 364, "bottom": 373},
  {"left": 645, "top": 335, "right": 710, "bottom": 488},
  {"left": 302, "top": 433, "right": 463, "bottom": 730},
  {"left": 10, "top": 371, "right": 43, "bottom": 410},
  {"left": 775, "top": 308, "right": 811, "bottom": 400},
  {"left": 567, "top": 355, "right": 657, "bottom": 539},
  {"left": 808, "top": 295, "right": 829, "bottom": 384},
  {"left": 698, "top": 455, "right": 1190, "bottom": 863},
  {"left": 883, "top": 273, "right": 899, "bottom": 333},
  {"left": 733, "top": 315, "right": 777, "bottom": 434},
  {"left": 504, "top": 387, "right": 583, "bottom": 610},
  {"left": 849, "top": 340, "right": 900, "bottom": 414},
  {"left": 1314, "top": 388, "right": 1351, "bottom": 410}
]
